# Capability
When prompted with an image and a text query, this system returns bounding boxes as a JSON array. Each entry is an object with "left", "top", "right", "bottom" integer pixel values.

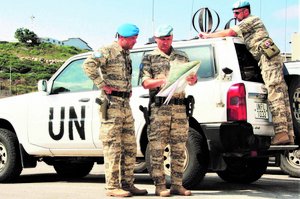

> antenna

[{"left": 152, "top": 0, "right": 155, "bottom": 35}]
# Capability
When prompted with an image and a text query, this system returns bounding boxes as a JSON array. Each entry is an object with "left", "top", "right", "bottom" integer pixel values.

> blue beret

[
  {"left": 154, "top": 24, "right": 173, "bottom": 37},
  {"left": 232, "top": 0, "right": 250, "bottom": 10},
  {"left": 117, "top": 23, "right": 139, "bottom": 37}
]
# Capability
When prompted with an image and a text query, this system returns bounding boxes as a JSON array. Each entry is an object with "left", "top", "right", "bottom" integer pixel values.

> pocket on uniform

[{"left": 259, "top": 38, "right": 280, "bottom": 59}]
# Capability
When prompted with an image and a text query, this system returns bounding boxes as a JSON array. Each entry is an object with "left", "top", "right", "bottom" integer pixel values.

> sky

[{"left": 0, "top": 0, "right": 299, "bottom": 52}]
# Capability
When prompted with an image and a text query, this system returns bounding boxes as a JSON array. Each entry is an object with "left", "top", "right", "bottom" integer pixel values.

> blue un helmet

[
  {"left": 232, "top": 0, "right": 250, "bottom": 10},
  {"left": 117, "top": 23, "right": 139, "bottom": 38}
]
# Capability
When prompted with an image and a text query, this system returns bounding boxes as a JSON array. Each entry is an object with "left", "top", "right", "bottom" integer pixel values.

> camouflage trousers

[
  {"left": 99, "top": 97, "right": 137, "bottom": 190},
  {"left": 148, "top": 103, "right": 189, "bottom": 186},
  {"left": 259, "top": 54, "right": 294, "bottom": 137}
]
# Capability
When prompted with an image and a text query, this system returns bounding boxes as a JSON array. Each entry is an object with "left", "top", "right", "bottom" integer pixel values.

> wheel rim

[
  {"left": 286, "top": 149, "right": 300, "bottom": 168},
  {"left": 292, "top": 87, "right": 300, "bottom": 125},
  {"left": 0, "top": 142, "right": 7, "bottom": 172},
  {"left": 163, "top": 144, "right": 189, "bottom": 176}
]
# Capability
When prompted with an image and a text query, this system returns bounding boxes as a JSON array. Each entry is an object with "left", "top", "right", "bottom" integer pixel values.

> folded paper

[{"left": 157, "top": 60, "right": 201, "bottom": 104}]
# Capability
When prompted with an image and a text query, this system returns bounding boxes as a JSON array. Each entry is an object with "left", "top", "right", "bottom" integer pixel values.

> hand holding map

[{"left": 156, "top": 60, "right": 201, "bottom": 104}]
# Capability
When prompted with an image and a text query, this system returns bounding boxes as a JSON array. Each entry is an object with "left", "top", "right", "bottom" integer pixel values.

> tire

[
  {"left": 0, "top": 128, "right": 22, "bottom": 182},
  {"left": 288, "top": 76, "right": 300, "bottom": 144},
  {"left": 134, "top": 160, "right": 147, "bottom": 173},
  {"left": 278, "top": 76, "right": 300, "bottom": 178},
  {"left": 217, "top": 157, "right": 268, "bottom": 183},
  {"left": 53, "top": 161, "right": 94, "bottom": 178},
  {"left": 145, "top": 128, "right": 209, "bottom": 189},
  {"left": 280, "top": 149, "right": 300, "bottom": 177}
]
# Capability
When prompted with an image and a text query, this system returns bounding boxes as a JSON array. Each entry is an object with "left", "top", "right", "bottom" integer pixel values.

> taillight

[{"left": 227, "top": 83, "right": 247, "bottom": 121}]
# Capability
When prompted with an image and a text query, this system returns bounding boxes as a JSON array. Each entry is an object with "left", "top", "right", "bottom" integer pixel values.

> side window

[
  {"left": 130, "top": 51, "right": 146, "bottom": 87},
  {"left": 178, "top": 45, "right": 216, "bottom": 79},
  {"left": 51, "top": 58, "right": 94, "bottom": 94},
  {"left": 235, "top": 44, "right": 263, "bottom": 83}
]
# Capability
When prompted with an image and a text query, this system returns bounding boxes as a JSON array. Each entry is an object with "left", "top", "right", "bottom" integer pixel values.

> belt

[
  {"left": 154, "top": 97, "right": 186, "bottom": 106},
  {"left": 109, "top": 91, "right": 130, "bottom": 98}
]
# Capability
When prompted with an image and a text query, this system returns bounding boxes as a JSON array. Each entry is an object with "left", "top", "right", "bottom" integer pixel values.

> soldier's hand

[
  {"left": 102, "top": 85, "right": 118, "bottom": 94},
  {"left": 199, "top": 32, "right": 209, "bottom": 39},
  {"left": 157, "top": 74, "right": 167, "bottom": 87},
  {"left": 186, "top": 73, "right": 198, "bottom": 85}
]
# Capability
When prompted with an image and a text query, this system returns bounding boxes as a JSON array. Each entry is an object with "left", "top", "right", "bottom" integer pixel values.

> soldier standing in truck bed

[{"left": 199, "top": 0, "right": 294, "bottom": 145}]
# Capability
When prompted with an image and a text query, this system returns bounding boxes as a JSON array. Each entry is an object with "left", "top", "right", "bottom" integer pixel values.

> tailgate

[{"left": 245, "top": 82, "right": 275, "bottom": 136}]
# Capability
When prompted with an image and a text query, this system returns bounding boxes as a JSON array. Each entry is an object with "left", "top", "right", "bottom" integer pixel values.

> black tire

[
  {"left": 0, "top": 128, "right": 22, "bottom": 182},
  {"left": 288, "top": 76, "right": 300, "bottom": 144},
  {"left": 217, "top": 157, "right": 268, "bottom": 183},
  {"left": 280, "top": 149, "right": 300, "bottom": 177},
  {"left": 145, "top": 128, "right": 209, "bottom": 189},
  {"left": 278, "top": 76, "right": 300, "bottom": 178},
  {"left": 53, "top": 161, "right": 94, "bottom": 178},
  {"left": 134, "top": 160, "right": 147, "bottom": 173}
]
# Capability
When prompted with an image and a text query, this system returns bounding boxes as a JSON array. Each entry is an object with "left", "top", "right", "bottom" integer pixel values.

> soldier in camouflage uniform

[
  {"left": 83, "top": 23, "right": 147, "bottom": 197},
  {"left": 141, "top": 25, "right": 198, "bottom": 197},
  {"left": 199, "top": 0, "right": 294, "bottom": 145}
]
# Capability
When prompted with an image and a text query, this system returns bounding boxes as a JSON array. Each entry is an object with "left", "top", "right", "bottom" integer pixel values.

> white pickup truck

[{"left": 0, "top": 37, "right": 298, "bottom": 188}]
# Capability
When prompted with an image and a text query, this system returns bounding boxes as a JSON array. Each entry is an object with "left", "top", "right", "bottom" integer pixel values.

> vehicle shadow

[{"left": 13, "top": 173, "right": 152, "bottom": 184}]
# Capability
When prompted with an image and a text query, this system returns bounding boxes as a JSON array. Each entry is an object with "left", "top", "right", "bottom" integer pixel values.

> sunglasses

[{"left": 233, "top": 9, "right": 244, "bottom": 15}]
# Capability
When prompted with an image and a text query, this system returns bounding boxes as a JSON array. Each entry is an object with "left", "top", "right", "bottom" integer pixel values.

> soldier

[
  {"left": 199, "top": 0, "right": 294, "bottom": 145},
  {"left": 83, "top": 23, "right": 148, "bottom": 197},
  {"left": 141, "top": 24, "right": 198, "bottom": 197}
]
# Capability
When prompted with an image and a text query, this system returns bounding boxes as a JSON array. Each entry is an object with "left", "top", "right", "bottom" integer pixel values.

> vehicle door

[{"left": 27, "top": 57, "right": 100, "bottom": 153}]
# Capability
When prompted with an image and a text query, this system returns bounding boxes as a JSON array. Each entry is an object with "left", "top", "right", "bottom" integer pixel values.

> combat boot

[
  {"left": 288, "top": 135, "right": 295, "bottom": 145},
  {"left": 170, "top": 185, "right": 192, "bottom": 196},
  {"left": 155, "top": 185, "right": 170, "bottom": 197},
  {"left": 271, "top": 132, "right": 290, "bottom": 145},
  {"left": 123, "top": 185, "right": 148, "bottom": 196},
  {"left": 106, "top": 189, "right": 132, "bottom": 197}
]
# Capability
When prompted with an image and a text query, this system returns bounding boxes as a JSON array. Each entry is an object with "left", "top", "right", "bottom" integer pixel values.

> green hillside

[{"left": 0, "top": 42, "right": 89, "bottom": 96}]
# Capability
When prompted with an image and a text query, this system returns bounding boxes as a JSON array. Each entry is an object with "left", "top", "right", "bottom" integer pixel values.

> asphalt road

[{"left": 1, "top": 162, "right": 299, "bottom": 199}]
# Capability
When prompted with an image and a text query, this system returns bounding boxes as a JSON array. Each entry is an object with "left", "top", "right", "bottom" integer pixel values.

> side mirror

[{"left": 38, "top": 80, "right": 48, "bottom": 92}]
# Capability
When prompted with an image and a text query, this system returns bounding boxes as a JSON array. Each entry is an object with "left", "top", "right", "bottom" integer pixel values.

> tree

[{"left": 14, "top": 28, "right": 40, "bottom": 46}]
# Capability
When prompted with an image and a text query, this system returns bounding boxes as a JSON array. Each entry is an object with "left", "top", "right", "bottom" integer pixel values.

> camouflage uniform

[
  {"left": 232, "top": 15, "right": 294, "bottom": 138},
  {"left": 83, "top": 42, "right": 137, "bottom": 190},
  {"left": 141, "top": 47, "right": 189, "bottom": 186}
]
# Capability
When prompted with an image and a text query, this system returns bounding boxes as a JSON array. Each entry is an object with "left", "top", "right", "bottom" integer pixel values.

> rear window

[
  {"left": 235, "top": 44, "right": 263, "bottom": 83},
  {"left": 178, "top": 45, "right": 216, "bottom": 79}
]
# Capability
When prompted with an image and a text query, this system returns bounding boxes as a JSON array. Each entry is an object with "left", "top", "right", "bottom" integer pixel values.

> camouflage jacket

[
  {"left": 232, "top": 15, "right": 271, "bottom": 60},
  {"left": 83, "top": 42, "right": 132, "bottom": 92},
  {"left": 141, "top": 47, "right": 189, "bottom": 98}
]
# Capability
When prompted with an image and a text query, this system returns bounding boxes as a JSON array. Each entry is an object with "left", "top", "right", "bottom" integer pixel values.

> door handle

[
  {"left": 139, "top": 94, "right": 149, "bottom": 98},
  {"left": 79, "top": 98, "right": 90, "bottom": 102}
]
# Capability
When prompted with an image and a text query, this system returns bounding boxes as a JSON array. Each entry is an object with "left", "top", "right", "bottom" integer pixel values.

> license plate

[{"left": 255, "top": 103, "right": 269, "bottom": 119}]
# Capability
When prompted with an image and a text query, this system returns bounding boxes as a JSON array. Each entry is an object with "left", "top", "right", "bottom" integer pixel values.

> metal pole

[
  {"left": 9, "top": 66, "right": 12, "bottom": 95},
  {"left": 152, "top": 0, "right": 155, "bottom": 35}
]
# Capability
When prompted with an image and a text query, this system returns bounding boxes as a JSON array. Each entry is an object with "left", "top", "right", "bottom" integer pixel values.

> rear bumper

[
  {"left": 203, "top": 122, "right": 271, "bottom": 153},
  {"left": 219, "top": 122, "right": 271, "bottom": 152}
]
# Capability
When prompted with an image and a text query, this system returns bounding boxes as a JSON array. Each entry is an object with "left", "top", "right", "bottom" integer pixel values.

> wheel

[
  {"left": 134, "top": 160, "right": 147, "bottom": 173},
  {"left": 53, "top": 161, "right": 94, "bottom": 178},
  {"left": 288, "top": 76, "right": 300, "bottom": 144},
  {"left": 279, "top": 76, "right": 300, "bottom": 178},
  {"left": 217, "top": 157, "right": 268, "bottom": 183},
  {"left": 280, "top": 149, "right": 300, "bottom": 177},
  {"left": 145, "top": 128, "right": 209, "bottom": 189},
  {"left": 0, "top": 128, "right": 22, "bottom": 182}
]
